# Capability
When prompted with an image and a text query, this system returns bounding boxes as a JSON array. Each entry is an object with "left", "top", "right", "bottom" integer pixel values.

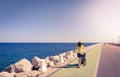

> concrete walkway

[
  {"left": 97, "top": 44, "right": 120, "bottom": 77},
  {"left": 49, "top": 44, "right": 102, "bottom": 77}
]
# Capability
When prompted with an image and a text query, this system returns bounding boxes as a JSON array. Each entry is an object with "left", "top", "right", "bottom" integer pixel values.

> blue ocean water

[{"left": 0, "top": 43, "right": 96, "bottom": 71}]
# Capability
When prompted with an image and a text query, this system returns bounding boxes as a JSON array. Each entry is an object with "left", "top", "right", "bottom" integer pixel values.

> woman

[{"left": 77, "top": 41, "right": 86, "bottom": 67}]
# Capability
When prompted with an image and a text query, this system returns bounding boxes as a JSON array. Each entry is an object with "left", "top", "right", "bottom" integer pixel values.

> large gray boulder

[
  {"left": 49, "top": 55, "right": 59, "bottom": 62},
  {"left": 63, "top": 52, "right": 69, "bottom": 59},
  {"left": 45, "top": 57, "right": 54, "bottom": 68},
  {"left": 3, "top": 58, "right": 33, "bottom": 73},
  {"left": 13, "top": 58, "right": 33, "bottom": 73},
  {"left": 62, "top": 52, "right": 66, "bottom": 56},
  {"left": 32, "top": 56, "right": 41, "bottom": 69},
  {"left": 59, "top": 54, "right": 64, "bottom": 63},
  {"left": 47, "top": 61, "right": 54, "bottom": 68},
  {"left": 0, "top": 72, "right": 15, "bottom": 77},
  {"left": 45, "top": 57, "right": 51, "bottom": 68},
  {"left": 45, "top": 57, "right": 50, "bottom": 64},
  {"left": 38, "top": 59, "right": 47, "bottom": 72},
  {"left": 64, "top": 51, "right": 74, "bottom": 60}
]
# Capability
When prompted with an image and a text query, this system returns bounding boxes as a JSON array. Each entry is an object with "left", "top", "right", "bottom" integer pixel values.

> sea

[{"left": 0, "top": 43, "right": 96, "bottom": 71}]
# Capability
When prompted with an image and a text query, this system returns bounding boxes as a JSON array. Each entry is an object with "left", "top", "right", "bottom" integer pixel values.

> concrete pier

[
  {"left": 49, "top": 44, "right": 101, "bottom": 77},
  {"left": 48, "top": 44, "right": 120, "bottom": 77}
]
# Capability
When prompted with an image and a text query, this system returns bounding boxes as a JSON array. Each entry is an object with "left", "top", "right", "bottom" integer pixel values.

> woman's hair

[{"left": 78, "top": 41, "right": 82, "bottom": 47}]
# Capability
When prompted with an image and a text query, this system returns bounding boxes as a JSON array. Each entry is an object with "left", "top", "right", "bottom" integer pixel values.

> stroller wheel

[{"left": 83, "top": 61, "right": 87, "bottom": 66}]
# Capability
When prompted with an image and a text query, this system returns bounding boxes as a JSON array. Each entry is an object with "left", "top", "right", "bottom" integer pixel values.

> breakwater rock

[{"left": 3, "top": 59, "right": 33, "bottom": 73}]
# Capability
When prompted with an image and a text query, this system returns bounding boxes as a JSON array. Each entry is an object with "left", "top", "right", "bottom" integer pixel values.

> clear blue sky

[{"left": 0, "top": 0, "right": 120, "bottom": 43}]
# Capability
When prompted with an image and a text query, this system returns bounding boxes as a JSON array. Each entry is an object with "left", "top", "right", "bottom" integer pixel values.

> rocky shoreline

[{"left": 0, "top": 44, "right": 96, "bottom": 77}]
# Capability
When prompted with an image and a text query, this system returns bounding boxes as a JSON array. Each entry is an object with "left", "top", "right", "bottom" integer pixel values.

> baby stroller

[{"left": 78, "top": 53, "right": 87, "bottom": 68}]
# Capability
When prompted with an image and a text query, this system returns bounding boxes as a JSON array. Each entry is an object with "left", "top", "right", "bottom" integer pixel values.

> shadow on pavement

[
  {"left": 54, "top": 64, "right": 78, "bottom": 68},
  {"left": 64, "top": 64, "right": 78, "bottom": 68},
  {"left": 54, "top": 63, "right": 79, "bottom": 68}
]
